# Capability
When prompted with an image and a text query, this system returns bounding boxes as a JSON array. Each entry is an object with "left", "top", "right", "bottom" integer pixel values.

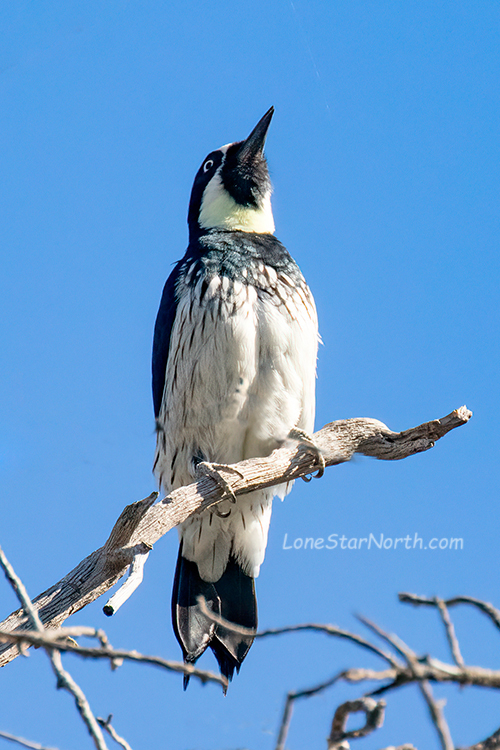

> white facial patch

[{"left": 199, "top": 162, "right": 275, "bottom": 234}]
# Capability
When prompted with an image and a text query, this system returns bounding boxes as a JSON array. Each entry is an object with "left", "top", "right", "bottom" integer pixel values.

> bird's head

[{"left": 188, "top": 107, "right": 275, "bottom": 238}]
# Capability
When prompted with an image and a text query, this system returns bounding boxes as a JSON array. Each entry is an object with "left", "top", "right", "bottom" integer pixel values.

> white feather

[{"left": 154, "top": 266, "right": 318, "bottom": 583}]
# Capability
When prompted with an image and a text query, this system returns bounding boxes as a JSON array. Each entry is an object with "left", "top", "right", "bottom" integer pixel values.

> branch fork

[{"left": 0, "top": 406, "right": 472, "bottom": 669}]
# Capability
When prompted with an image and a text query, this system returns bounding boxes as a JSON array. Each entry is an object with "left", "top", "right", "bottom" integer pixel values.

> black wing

[{"left": 152, "top": 261, "right": 184, "bottom": 418}]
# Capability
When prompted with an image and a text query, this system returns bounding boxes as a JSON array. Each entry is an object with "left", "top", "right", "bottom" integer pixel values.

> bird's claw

[
  {"left": 195, "top": 461, "right": 245, "bottom": 516},
  {"left": 288, "top": 428, "right": 326, "bottom": 480},
  {"left": 214, "top": 506, "right": 231, "bottom": 518}
]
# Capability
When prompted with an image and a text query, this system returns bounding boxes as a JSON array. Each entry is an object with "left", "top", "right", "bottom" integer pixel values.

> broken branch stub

[{"left": 0, "top": 406, "right": 472, "bottom": 668}]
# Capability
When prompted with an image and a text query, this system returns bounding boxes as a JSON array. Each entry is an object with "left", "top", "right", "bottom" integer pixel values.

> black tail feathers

[{"left": 172, "top": 545, "right": 257, "bottom": 691}]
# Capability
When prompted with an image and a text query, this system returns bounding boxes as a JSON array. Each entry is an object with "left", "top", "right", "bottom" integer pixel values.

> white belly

[{"left": 154, "top": 269, "right": 318, "bottom": 581}]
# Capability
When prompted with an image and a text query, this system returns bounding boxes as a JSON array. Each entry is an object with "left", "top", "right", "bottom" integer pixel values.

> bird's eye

[{"left": 203, "top": 159, "right": 214, "bottom": 173}]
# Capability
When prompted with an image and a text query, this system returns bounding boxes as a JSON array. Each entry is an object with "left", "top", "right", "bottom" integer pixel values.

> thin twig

[
  {"left": 356, "top": 615, "right": 416, "bottom": 664},
  {"left": 399, "top": 593, "right": 500, "bottom": 633},
  {"left": 327, "top": 697, "right": 386, "bottom": 749},
  {"left": 0, "top": 546, "right": 108, "bottom": 750},
  {"left": 0, "top": 731, "right": 58, "bottom": 750},
  {"left": 51, "top": 649, "right": 109, "bottom": 750},
  {"left": 268, "top": 592, "right": 500, "bottom": 749},
  {"left": 275, "top": 672, "right": 346, "bottom": 750},
  {"left": 358, "top": 613, "right": 455, "bottom": 748},
  {"left": 0, "top": 547, "right": 44, "bottom": 631},
  {"left": 96, "top": 717, "right": 133, "bottom": 750},
  {"left": 196, "top": 595, "right": 256, "bottom": 636},
  {"left": 0, "top": 627, "right": 226, "bottom": 687},
  {"left": 258, "top": 622, "right": 402, "bottom": 669},
  {"left": 419, "top": 681, "right": 454, "bottom": 750},
  {"left": 199, "top": 595, "right": 403, "bottom": 676},
  {"left": 458, "top": 724, "right": 500, "bottom": 749},
  {"left": 435, "top": 597, "right": 465, "bottom": 668},
  {"left": 275, "top": 693, "right": 295, "bottom": 750},
  {"left": 199, "top": 596, "right": 400, "bottom": 670}
]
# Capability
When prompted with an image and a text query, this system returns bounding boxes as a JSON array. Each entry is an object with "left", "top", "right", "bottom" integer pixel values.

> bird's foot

[
  {"left": 195, "top": 462, "right": 245, "bottom": 516},
  {"left": 288, "top": 428, "right": 325, "bottom": 481}
]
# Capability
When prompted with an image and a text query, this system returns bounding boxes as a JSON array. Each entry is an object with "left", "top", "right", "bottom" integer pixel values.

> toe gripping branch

[
  {"left": 195, "top": 462, "right": 245, "bottom": 517},
  {"left": 288, "top": 428, "right": 326, "bottom": 481}
]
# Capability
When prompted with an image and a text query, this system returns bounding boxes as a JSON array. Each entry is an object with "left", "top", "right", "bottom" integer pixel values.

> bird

[{"left": 152, "top": 107, "right": 319, "bottom": 688}]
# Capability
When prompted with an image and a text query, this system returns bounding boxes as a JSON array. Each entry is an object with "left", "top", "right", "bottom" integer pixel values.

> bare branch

[
  {"left": 356, "top": 614, "right": 417, "bottom": 665},
  {"left": 266, "top": 594, "right": 500, "bottom": 748},
  {"left": 327, "top": 697, "right": 386, "bottom": 749},
  {"left": 434, "top": 598, "right": 465, "bottom": 668},
  {"left": 0, "top": 546, "right": 44, "bottom": 632},
  {"left": 103, "top": 547, "right": 151, "bottom": 616},
  {"left": 258, "top": 608, "right": 500, "bottom": 696},
  {"left": 268, "top": 593, "right": 500, "bottom": 749},
  {"left": 257, "top": 622, "right": 402, "bottom": 669},
  {"left": 0, "top": 407, "right": 471, "bottom": 668},
  {"left": 0, "top": 546, "right": 108, "bottom": 750},
  {"left": 0, "top": 627, "right": 226, "bottom": 687},
  {"left": 269, "top": 595, "right": 500, "bottom": 750},
  {"left": 399, "top": 593, "right": 500, "bottom": 633},
  {"left": 357, "top": 613, "right": 455, "bottom": 747},
  {"left": 197, "top": 595, "right": 402, "bottom": 673},
  {"left": 96, "top": 717, "right": 133, "bottom": 750},
  {"left": 418, "top": 681, "right": 453, "bottom": 750},
  {"left": 196, "top": 595, "right": 256, "bottom": 637},
  {"left": 275, "top": 672, "right": 347, "bottom": 750},
  {"left": 50, "top": 650, "right": 109, "bottom": 750},
  {"left": 275, "top": 693, "right": 296, "bottom": 750},
  {"left": 0, "top": 731, "right": 58, "bottom": 750},
  {"left": 342, "top": 667, "right": 399, "bottom": 683},
  {"left": 459, "top": 725, "right": 500, "bottom": 749}
]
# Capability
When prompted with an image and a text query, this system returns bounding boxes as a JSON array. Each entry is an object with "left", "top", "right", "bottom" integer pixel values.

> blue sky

[{"left": 1, "top": 1, "right": 499, "bottom": 748}]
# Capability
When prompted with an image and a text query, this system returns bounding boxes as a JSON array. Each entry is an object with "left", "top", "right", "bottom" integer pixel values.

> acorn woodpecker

[{"left": 152, "top": 107, "right": 319, "bottom": 687}]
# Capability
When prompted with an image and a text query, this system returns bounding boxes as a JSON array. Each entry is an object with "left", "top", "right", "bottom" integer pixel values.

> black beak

[{"left": 238, "top": 107, "right": 274, "bottom": 162}]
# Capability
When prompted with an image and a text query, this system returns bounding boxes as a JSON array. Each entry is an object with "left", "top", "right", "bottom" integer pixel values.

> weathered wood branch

[
  {"left": 327, "top": 697, "right": 386, "bottom": 749},
  {"left": 0, "top": 730, "right": 58, "bottom": 750},
  {"left": 0, "top": 406, "right": 471, "bottom": 668},
  {"left": 0, "top": 545, "right": 109, "bottom": 750},
  {"left": 96, "top": 716, "right": 132, "bottom": 750},
  {"left": 269, "top": 587, "right": 500, "bottom": 750},
  {"left": 399, "top": 593, "right": 500, "bottom": 633},
  {"left": 0, "top": 626, "right": 226, "bottom": 686},
  {"left": 341, "top": 661, "right": 500, "bottom": 690},
  {"left": 459, "top": 726, "right": 500, "bottom": 750}
]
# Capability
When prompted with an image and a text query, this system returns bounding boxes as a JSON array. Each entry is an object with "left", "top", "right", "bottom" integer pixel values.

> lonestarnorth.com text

[{"left": 282, "top": 532, "right": 464, "bottom": 551}]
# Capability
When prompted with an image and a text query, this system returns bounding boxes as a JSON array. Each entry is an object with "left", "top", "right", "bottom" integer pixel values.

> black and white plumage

[{"left": 152, "top": 108, "right": 318, "bottom": 686}]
